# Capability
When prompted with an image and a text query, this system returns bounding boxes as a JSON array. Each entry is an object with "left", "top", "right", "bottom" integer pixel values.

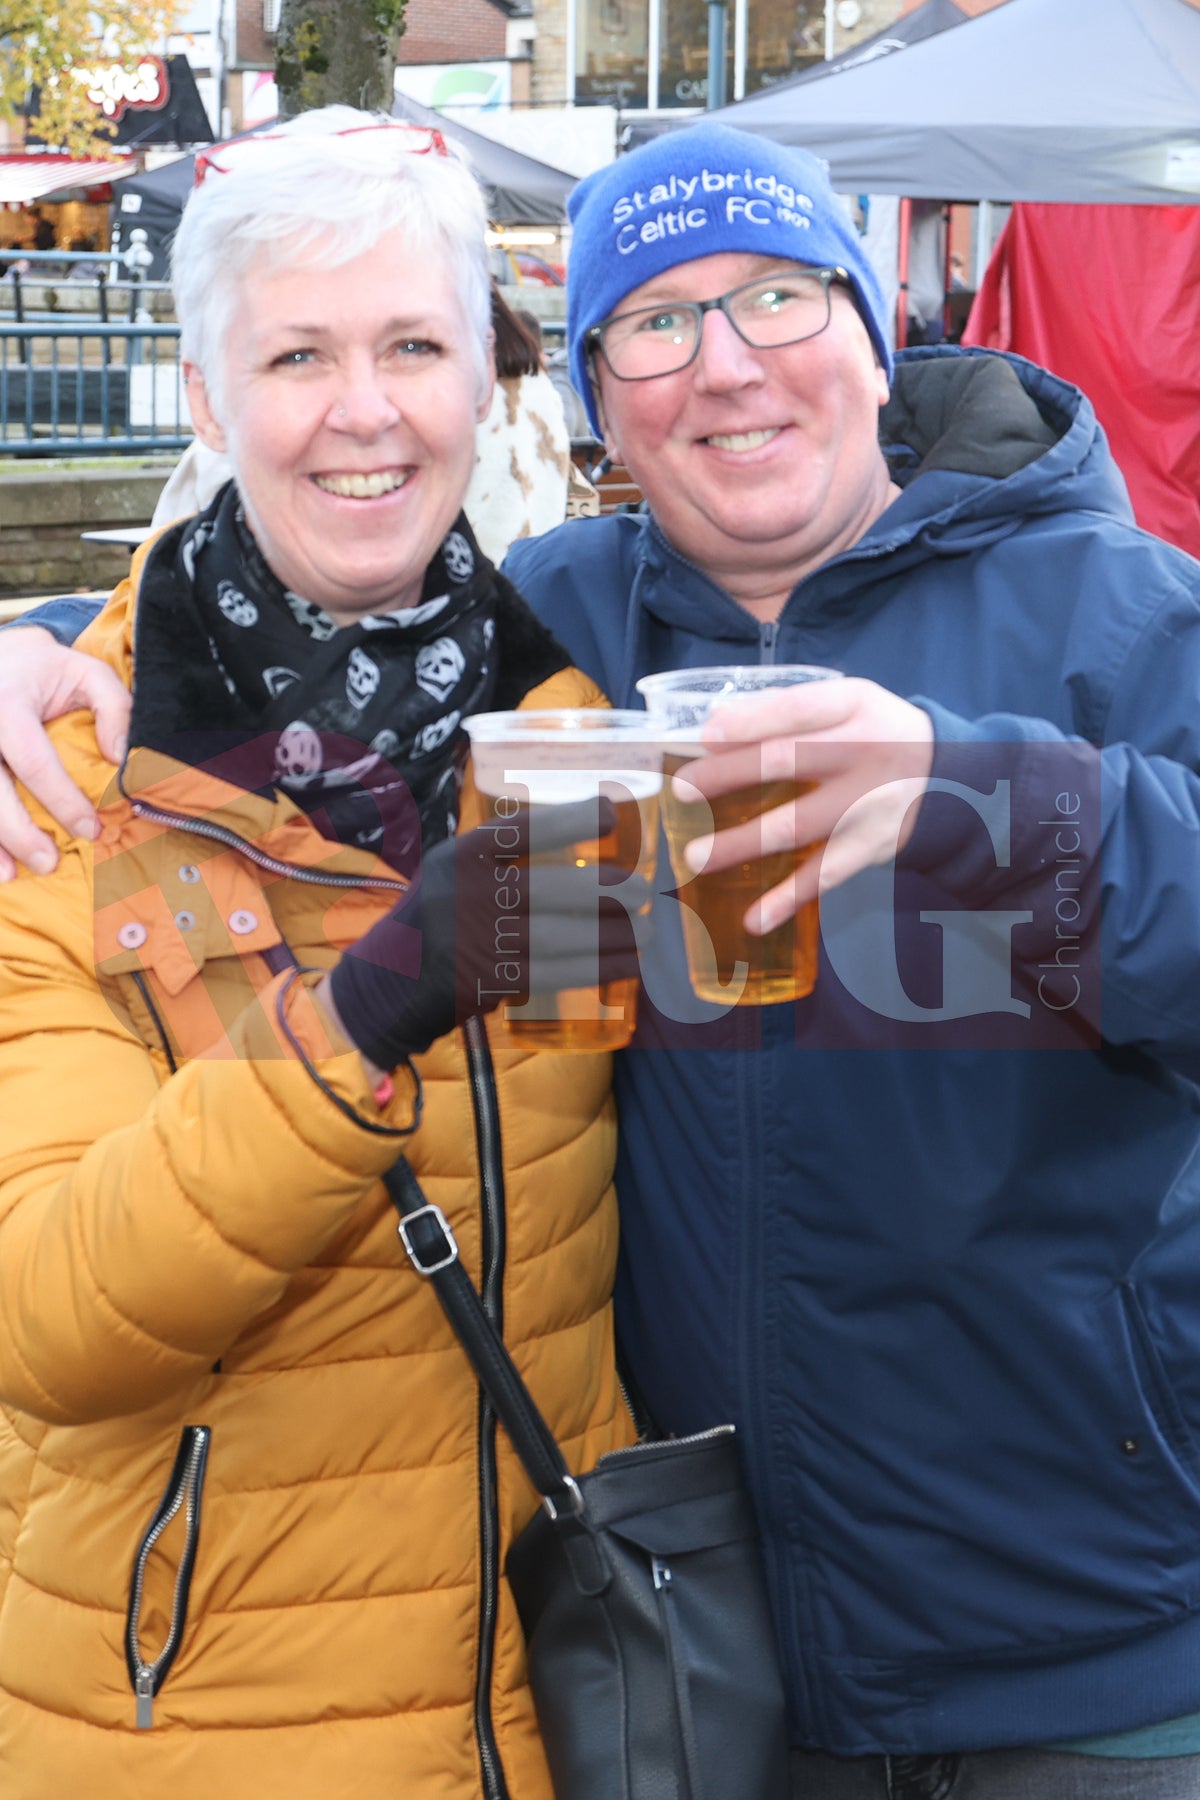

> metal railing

[
  {"left": 0, "top": 320, "right": 190, "bottom": 455},
  {"left": 0, "top": 245, "right": 190, "bottom": 453},
  {"left": 1, "top": 247, "right": 165, "bottom": 315}
]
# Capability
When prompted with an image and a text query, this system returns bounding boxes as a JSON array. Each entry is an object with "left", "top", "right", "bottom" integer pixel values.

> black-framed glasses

[{"left": 586, "top": 266, "right": 848, "bottom": 382}]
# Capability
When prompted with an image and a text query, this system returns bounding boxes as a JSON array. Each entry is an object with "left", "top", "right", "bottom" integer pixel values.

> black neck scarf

[{"left": 170, "top": 482, "right": 500, "bottom": 870}]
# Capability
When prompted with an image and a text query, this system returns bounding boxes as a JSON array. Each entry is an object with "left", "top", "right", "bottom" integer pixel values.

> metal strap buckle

[
  {"left": 398, "top": 1203, "right": 460, "bottom": 1277},
  {"left": 542, "top": 1474, "right": 585, "bottom": 1521}
]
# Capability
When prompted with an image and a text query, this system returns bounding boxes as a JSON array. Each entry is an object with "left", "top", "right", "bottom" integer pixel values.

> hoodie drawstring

[{"left": 618, "top": 555, "right": 655, "bottom": 709}]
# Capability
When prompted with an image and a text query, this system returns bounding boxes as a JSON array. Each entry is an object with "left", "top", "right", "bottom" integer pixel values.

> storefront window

[
  {"left": 575, "top": 0, "right": 651, "bottom": 108},
  {"left": 658, "top": 0, "right": 734, "bottom": 110},
  {"left": 745, "top": 0, "right": 825, "bottom": 91},
  {"left": 572, "top": 0, "right": 836, "bottom": 109}
]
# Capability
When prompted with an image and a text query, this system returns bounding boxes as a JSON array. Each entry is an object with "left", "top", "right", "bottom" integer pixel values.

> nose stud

[{"left": 337, "top": 405, "right": 347, "bottom": 419}]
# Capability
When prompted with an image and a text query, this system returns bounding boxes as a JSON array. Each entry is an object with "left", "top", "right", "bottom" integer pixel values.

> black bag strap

[{"left": 383, "top": 1158, "right": 584, "bottom": 1521}]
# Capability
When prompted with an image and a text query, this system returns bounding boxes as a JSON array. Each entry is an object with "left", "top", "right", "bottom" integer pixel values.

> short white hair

[{"left": 171, "top": 106, "right": 492, "bottom": 410}]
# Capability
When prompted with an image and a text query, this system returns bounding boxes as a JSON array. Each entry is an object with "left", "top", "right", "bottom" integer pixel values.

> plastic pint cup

[
  {"left": 462, "top": 709, "right": 661, "bottom": 1051},
  {"left": 635, "top": 666, "right": 841, "bottom": 1007}
]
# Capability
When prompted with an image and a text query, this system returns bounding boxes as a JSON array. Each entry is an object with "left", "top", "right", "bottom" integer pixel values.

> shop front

[{"left": 5, "top": 53, "right": 213, "bottom": 260}]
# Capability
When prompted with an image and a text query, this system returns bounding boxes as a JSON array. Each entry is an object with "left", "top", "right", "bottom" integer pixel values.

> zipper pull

[
  {"left": 135, "top": 1667, "right": 155, "bottom": 1729},
  {"left": 652, "top": 1556, "right": 672, "bottom": 1592}
]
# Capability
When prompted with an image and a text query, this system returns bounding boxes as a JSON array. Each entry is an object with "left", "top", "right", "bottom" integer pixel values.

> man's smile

[{"left": 701, "top": 428, "right": 782, "bottom": 452}]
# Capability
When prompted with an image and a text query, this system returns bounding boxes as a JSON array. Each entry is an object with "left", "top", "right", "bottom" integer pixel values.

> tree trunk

[{"left": 274, "top": 0, "right": 407, "bottom": 118}]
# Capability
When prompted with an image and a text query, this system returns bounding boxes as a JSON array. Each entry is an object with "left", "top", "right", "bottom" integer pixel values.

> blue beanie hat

[{"left": 567, "top": 122, "right": 892, "bottom": 435}]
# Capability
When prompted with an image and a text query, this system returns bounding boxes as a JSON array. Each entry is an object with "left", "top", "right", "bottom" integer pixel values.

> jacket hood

[
  {"left": 630, "top": 346, "right": 1137, "bottom": 642},
  {"left": 881, "top": 345, "right": 1131, "bottom": 522}
]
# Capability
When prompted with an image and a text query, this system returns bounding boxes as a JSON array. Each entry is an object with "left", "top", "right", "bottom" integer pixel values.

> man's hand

[
  {"left": 675, "top": 678, "right": 935, "bottom": 934},
  {"left": 0, "top": 627, "right": 130, "bottom": 878}
]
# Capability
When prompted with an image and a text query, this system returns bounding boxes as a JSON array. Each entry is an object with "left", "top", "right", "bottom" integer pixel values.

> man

[
  {"left": 506, "top": 124, "right": 1200, "bottom": 1800},
  {"left": 4, "top": 123, "right": 1200, "bottom": 1797}
]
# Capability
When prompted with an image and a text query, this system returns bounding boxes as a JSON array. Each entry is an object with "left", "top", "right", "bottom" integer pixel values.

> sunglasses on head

[{"left": 193, "top": 122, "right": 449, "bottom": 187}]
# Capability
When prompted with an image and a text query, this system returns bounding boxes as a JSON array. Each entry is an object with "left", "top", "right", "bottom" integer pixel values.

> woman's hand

[
  {"left": 0, "top": 628, "right": 130, "bottom": 878},
  {"left": 675, "top": 677, "right": 935, "bottom": 934},
  {"left": 328, "top": 798, "right": 649, "bottom": 1071}
]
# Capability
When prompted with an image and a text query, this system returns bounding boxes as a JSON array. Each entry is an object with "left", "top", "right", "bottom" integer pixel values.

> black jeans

[{"left": 790, "top": 1746, "right": 1200, "bottom": 1799}]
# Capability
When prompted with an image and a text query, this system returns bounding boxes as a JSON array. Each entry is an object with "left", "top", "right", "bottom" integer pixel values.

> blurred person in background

[
  {"left": 462, "top": 283, "right": 575, "bottom": 562},
  {"left": 65, "top": 233, "right": 98, "bottom": 278},
  {"left": 29, "top": 208, "right": 56, "bottom": 253}
]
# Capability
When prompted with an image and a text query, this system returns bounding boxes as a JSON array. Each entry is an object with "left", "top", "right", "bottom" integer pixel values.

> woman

[
  {"left": 148, "top": 284, "right": 576, "bottom": 566},
  {"left": 0, "top": 108, "right": 633, "bottom": 1797},
  {"left": 465, "top": 289, "right": 574, "bottom": 563}
]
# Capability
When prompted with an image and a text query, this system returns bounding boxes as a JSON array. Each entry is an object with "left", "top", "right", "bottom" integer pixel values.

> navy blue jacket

[{"left": 504, "top": 348, "right": 1200, "bottom": 1755}]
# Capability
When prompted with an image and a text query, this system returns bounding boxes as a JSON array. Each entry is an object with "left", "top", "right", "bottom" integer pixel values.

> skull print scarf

[{"left": 174, "top": 480, "right": 500, "bottom": 868}]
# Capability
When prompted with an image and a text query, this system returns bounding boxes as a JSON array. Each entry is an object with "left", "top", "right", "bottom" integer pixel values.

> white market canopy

[
  {"left": 0, "top": 153, "right": 137, "bottom": 206},
  {"left": 698, "top": 0, "right": 1200, "bottom": 204}
]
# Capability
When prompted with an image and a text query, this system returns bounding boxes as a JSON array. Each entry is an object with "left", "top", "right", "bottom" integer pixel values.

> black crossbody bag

[{"left": 386, "top": 1158, "right": 790, "bottom": 1800}]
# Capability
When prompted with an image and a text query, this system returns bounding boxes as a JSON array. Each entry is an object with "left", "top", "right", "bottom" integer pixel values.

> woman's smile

[{"left": 311, "top": 468, "right": 413, "bottom": 499}]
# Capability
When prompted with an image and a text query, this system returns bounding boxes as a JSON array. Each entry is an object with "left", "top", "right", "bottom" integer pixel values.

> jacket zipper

[
  {"left": 130, "top": 969, "right": 178, "bottom": 1074},
  {"left": 464, "top": 1015, "right": 509, "bottom": 1800},
  {"left": 125, "top": 1424, "right": 211, "bottom": 1728},
  {"left": 129, "top": 799, "right": 406, "bottom": 894},
  {"left": 641, "top": 516, "right": 904, "bottom": 657},
  {"left": 130, "top": 801, "right": 493, "bottom": 1778},
  {"left": 738, "top": 1036, "right": 816, "bottom": 1740}
]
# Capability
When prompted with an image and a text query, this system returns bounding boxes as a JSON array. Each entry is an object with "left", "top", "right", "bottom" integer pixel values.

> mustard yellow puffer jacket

[{"left": 0, "top": 542, "right": 634, "bottom": 1799}]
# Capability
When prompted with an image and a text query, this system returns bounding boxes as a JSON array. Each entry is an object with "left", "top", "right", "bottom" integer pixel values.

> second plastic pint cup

[
  {"left": 636, "top": 665, "right": 841, "bottom": 1007},
  {"left": 462, "top": 709, "right": 661, "bottom": 1052}
]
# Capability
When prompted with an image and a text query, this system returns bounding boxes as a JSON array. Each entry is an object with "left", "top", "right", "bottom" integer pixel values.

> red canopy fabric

[{"left": 963, "top": 202, "right": 1200, "bottom": 559}]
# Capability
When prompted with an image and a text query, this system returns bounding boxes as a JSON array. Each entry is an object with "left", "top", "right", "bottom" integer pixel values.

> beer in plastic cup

[
  {"left": 635, "top": 666, "right": 841, "bottom": 1006},
  {"left": 462, "top": 709, "right": 661, "bottom": 1051}
]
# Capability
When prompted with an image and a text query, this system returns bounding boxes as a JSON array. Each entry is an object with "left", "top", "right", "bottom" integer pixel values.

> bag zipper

[
  {"left": 464, "top": 1015, "right": 509, "bottom": 1800},
  {"left": 596, "top": 1422, "right": 736, "bottom": 1468},
  {"left": 653, "top": 1556, "right": 699, "bottom": 1800},
  {"left": 125, "top": 1424, "right": 211, "bottom": 1729}
]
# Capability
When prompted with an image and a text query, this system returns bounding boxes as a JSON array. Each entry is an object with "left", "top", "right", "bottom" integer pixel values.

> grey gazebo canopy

[
  {"left": 697, "top": 0, "right": 1200, "bottom": 204},
  {"left": 391, "top": 92, "right": 575, "bottom": 225},
  {"left": 111, "top": 100, "right": 576, "bottom": 282}
]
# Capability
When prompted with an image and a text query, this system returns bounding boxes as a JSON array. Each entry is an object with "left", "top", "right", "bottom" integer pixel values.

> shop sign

[{"left": 72, "top": 57, "right": 170, "bottom": 122}]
